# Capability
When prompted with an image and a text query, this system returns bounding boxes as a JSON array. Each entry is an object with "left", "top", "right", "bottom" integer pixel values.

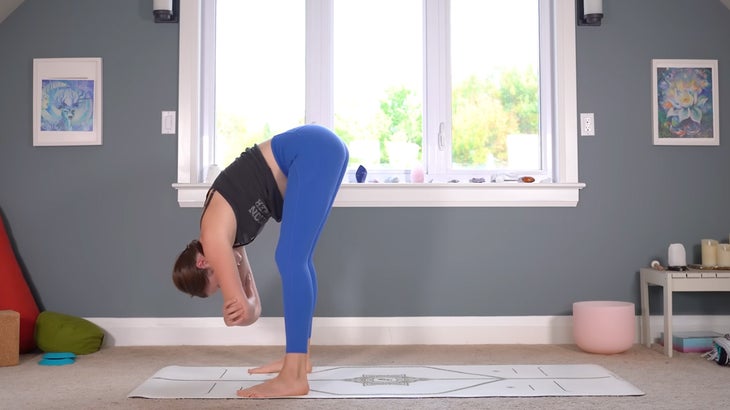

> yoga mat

[{"left": 129, "top": 364, "right": 644, "bottom": 399}]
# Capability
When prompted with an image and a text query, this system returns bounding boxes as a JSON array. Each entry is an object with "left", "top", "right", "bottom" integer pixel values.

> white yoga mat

[{"left": 129, "top": 364, "right": 644, "bottom": 399}]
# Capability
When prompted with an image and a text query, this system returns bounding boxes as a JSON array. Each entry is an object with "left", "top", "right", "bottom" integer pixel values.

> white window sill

[{"left": 172, "top": 182, "right": 586, "bottom": 208}]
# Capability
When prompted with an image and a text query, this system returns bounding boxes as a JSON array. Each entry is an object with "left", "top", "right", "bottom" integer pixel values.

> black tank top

[{"left": 202, "top": 145, "right": 284, "bottom": 247}]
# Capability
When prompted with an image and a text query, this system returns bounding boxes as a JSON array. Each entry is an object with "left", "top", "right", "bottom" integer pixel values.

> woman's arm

[
  {"left": 200, "top": 192, "right": 259, "bottom": 326},
  {"left": 234, "top": 247, "right": 262, "bottom": 319}
]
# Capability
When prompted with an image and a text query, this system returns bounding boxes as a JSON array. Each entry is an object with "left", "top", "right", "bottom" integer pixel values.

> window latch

[{"left": 438, "top": 122, "right": 445, "bottom": 151}]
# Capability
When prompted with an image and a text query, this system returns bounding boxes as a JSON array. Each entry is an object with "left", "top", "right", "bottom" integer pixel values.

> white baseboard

[{"left": 85, "top": 315, "right": 730, "bottom": 347}]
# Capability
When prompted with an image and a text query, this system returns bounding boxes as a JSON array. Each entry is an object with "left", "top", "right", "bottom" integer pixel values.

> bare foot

[
  {"left": 237, "top": 372, "right": 310, "bottom": 398},
  {"left": 248, "top": 356, "right": 313, "bottom": 374},
  {"left": 238, "top": 354, "right": 309, "bottom": 398}
]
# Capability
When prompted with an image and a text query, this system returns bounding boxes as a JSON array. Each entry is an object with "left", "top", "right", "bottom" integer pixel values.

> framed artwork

[
  {"left": 652, "top": 59, "right": 719, "bottom": 146},
  {"left": 33, "top": 58, "right": 103, "bottom": 146}
]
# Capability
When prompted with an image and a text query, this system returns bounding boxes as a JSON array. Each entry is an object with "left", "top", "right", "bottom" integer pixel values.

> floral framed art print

[
  {"left": 33, "top": 58, "right": 103, "bottom": 146},
  {"left": 652, "top": 59, "right": 719, "bottom": 146}
]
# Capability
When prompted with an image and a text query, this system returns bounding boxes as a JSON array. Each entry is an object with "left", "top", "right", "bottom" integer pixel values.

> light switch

[{"left": 161, "top": 111, "right": 176, "bottom": 134}]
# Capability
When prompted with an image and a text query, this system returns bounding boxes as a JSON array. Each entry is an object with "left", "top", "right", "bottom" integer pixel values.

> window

[
  {"left": 213, "top": 0, "right": 305, "bottom": 168},
  {"left": 333, "top": 0, "right": 422, "bottom": 179},
  {"left": 173, "top": 0, "right": 585, "bottom": 207}
]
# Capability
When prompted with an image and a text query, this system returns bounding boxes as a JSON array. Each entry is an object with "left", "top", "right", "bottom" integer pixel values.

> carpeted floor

[{"left": 0, "top": 344, "right": 726, "bottom": 409}]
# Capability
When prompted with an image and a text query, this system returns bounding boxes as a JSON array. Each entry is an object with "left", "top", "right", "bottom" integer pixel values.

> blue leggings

[{"left": 271, "top": 125, "right": 349, "bottom": 353}]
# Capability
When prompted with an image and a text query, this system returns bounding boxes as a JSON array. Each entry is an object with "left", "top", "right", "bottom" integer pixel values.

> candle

[
  {"left": 718, "top": 244, "right": 730, "bottom": 267},
  {"left": 701, "top": 239, "right": 718, "bottom": 267}
]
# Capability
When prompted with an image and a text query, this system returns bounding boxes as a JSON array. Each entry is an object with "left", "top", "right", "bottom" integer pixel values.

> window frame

[{"left": 172, "top": 0, "right": 585, "bottom": 208}]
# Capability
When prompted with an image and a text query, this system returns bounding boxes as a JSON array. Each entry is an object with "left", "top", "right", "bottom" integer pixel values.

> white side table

[{"left": 639, "top": 268, "right": 730, "bottom": 357}]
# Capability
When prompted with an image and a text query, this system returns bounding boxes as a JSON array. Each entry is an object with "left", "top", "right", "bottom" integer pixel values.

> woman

[{"left": 172, "top": 124, "right": 349, "bottom": 398}]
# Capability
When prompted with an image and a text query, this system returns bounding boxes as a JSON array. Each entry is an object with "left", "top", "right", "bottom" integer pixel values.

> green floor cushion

[{"left": 34, "top": 311, "right": 104, "bottom": 355}]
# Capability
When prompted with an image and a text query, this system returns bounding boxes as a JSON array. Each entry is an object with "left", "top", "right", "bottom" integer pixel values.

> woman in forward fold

[{"left": 172, "top": 124, "right": 348, "bottom": 398}]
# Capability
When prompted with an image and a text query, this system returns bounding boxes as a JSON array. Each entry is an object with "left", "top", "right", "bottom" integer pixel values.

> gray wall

[{"left": 1, "top": 0, "right": 729, "bottom": 319}]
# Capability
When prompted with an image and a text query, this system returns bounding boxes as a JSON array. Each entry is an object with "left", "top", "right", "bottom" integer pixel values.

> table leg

[
  {"left": 640, "top": 275, "right": 651, "bottom": 347},
  {"left": 663, "top": 279, "right": 673, "bottom": 358}
]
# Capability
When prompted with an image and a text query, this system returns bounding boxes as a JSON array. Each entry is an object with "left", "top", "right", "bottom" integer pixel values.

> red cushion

[{"left": 0, "top": 217, "right": 39, "bottom": 353}]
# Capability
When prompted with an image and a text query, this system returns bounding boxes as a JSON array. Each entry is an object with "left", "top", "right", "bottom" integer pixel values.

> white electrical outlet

[{"left": 580, "top": 113, "right": 595, "bottom": 136}]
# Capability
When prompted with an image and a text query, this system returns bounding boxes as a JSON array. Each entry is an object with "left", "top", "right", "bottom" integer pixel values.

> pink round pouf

[{"left": 572, "top": 301, "right": 635, "bottom": 354}]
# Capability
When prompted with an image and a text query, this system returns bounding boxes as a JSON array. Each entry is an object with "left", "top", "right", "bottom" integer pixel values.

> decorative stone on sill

[{"left": 355, "top": 165, "right": 367, "bottom": 183}]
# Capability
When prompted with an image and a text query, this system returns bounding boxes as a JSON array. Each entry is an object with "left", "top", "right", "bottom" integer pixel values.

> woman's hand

[
  {"left": 223, "top": 298, "right": 245, "bottom": 326},
  {"left": 223, "top": 295, "right": 260, "bottom": 327}
]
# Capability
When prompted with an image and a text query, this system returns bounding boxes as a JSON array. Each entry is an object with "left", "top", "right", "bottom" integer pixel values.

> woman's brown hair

[{"left": 172, "top": 239, "right": 209, "bottom": 298}]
